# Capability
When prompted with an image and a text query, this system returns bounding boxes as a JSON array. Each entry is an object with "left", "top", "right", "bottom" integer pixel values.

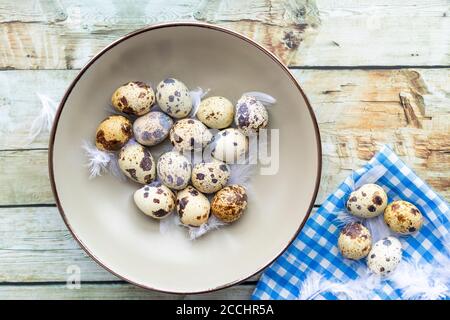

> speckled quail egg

[
  {"left": 234, "top": 95, "right": 269, "bottom": 135},
  {"left": 338, "top": 222, "right": 372, "bottom": 260},
  {"left": 211, "top": 185, "right": 248, "bottom": 223},
  {"left": 197, "top": 96, "right": 234, "bottom": 129},
  {"left": 133, "top": 111, "right": 173, "bottom": 146},
  {"left": 176, "top": 186, "right": 210, "bottom": 227},
  {"left": 157, "top": 151, "right": 191, "bottom": 190},
  {"left": 169, "top": 119, "right": 213, "bottom": 152},
  {"left": 111, "top": 81, "right": 155, "bottom": 116},
  {"left": 156, "top": 78, "right": 192, "bottom": 118},
  {"left": 191, "top": 160, "right": 230, "bottom": 194},
  {"left": 95, "top": 115, "right": 132, "bottom": 151},
  {"left": 346, "top": 184, "right": 388, "bottom": 218},
  {"left": 384, "top": 200, "right": 424, "bottom": 234},
  {"left": 134, "top": 182, "right": 176, "bottom": 219},
  {"left": 212, "top": 128, "right": 248, "bottom": 163},
  {"left": 118, "top": 140, "right": 156, "bottom": 184},
  {"left": 367, "top": 237, "right": 402, "bottom": 276}
]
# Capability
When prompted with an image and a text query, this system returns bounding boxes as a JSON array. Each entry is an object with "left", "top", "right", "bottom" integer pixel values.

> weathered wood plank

[
  {"left": 0, "top": 69, "right": 448, "bottom": 204},
  {"left": 0, "top": 206, "right": 261, "bottom": 283},
  {"left": 0, "top": 283, "right": 254, "bottom": 300},
  {"left": 0, "top": 0, "right": 448, "bottom": 69}
]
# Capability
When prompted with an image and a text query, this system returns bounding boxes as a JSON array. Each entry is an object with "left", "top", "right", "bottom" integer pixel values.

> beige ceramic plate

[{"left": 49, "top": 22, "right": 321, "bottom": 294}]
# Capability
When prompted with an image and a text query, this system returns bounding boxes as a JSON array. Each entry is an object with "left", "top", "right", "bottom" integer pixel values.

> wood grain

[
  {"left": 0, "top": 282, "right": 254, "bottom": 300},
  {"left": 0, "top": 0, "right": 448, "bottom": 69},
  {"left": 0, "top": 69, "right": 448, "bottom": 205}
]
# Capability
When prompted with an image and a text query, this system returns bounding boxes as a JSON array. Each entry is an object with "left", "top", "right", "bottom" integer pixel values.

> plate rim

[{"left": 48, "top": 21, "right": 322, "bottom": 295}]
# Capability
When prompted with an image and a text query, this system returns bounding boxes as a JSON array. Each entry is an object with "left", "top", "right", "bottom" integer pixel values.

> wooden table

[{"left": 0, "top": 0, "right": 448, "bottom": 299}]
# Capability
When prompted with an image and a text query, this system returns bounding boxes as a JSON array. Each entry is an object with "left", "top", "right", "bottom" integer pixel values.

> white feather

[
  {"left": 189, "top": 87, "right": 210, "bottom": 117},
  {"left": 333, "top": 210, "right": 361, "bottom": 227},
  {"left": 81, "top": 140, "right": 126, "bottom": 180},
  {"left": 365, "top": 214, "right": 394, "bottom": 242},
  {"left": 296, "top": 272, "right": 332, "bottom": 300},
  {"left": 242, "top": 91, "right": 277, "bottom": 107},
  {"left": 188, "top": 215, "right": 227, "bottom": 240},
  {"left": 24, "top": 93, "right": 57, "bottom": 146}
]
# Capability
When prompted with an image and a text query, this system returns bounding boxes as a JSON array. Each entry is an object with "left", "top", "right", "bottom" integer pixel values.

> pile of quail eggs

[
  {"left": 338, "top": 183, "right": 424, "bottom": 276},
  {"left": 93, "top": 78, "right": 270, "bottom": 233}
]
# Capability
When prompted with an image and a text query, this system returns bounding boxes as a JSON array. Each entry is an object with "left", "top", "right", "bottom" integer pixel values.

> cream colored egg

[
  {"left": 169, "top": 119, "right": 213, "bottom": 152},
  {"left": 191, "top": 160, "right": 230, "bottom": 194},
  {"left": 234, "top": 95, "right": 269, "bottom": 135},
  {"left": 157, "top": 151, "right": 191, "bottom": 190},
  {"left": 367, "top": 237, "right": 402, "bottom": 276},
  {"left": 156, "top": 78, "right": 192, "bottom": 118},
  {"left": 346, "top": 184, "right": 388, "bottom": 218},
  {"left": 133, "top": 182, "right": 176, "bottom": 219},
  {"left": 176, "top": 186, "right": 210, "bottom": 227},
  {"left": 95, "top": 115, "right": 132, "bottom": 151},
  {"left": 118, "top": 140, "right": 156, "bottom": 184},
  {"left": 212, "top": 128, "right": 248, "bottom": 163},
  {"left": 384, "top": 200, "right": 424, "bottom": 234},
  {"left": 111, "top": 81, "right": 155, "bottom": 116},
  {"left": 338, "top": 222, "right": 372, "bottom": 260},
  {"left": 197, "top": 96, "right": 234, "bottom": 129},
  {"left": 133, "top": 111, "right": 173, "bottom": 146}
]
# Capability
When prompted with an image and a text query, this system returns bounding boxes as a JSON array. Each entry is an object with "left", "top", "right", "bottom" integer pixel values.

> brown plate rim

[{"left": 48, "top": 21, "right": 322, "bottom": 295}]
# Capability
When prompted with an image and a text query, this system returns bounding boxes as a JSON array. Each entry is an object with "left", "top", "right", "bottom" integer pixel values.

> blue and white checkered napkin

[{"left": 253, "top": 145, "right": 450, "bottom": 300}]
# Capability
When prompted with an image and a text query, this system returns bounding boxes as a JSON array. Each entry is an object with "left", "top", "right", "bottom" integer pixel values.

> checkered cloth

[{"left": 252, "top": 145, "right": 450, "bottom": 300}]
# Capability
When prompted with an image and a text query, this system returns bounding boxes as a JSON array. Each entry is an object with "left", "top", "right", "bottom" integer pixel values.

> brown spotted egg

[
  {"left": 133, "top": 111, "right": 173, "bottom": 146},
  {"left": 111, "top": 81, "right": 155, "bottom": 116},
  {"left": 157, "top": 151, "right": 191, "bottom": 190},
  {"left": 156, "top": 78, "right": 192, "bottom": 118},
  {"left": 134, "top": 182, "right": 176, "bottom": 219},
  {"left": 367, "top": 237, "right": 402, "bottom": 276},
  {"left": 197, "top": 96, "right": 234, "bottom": 129},
  {"left": 191, "top": 160, "right": 230, "bottom": 194},
  {"left": 211, "top": 185, "right": 248, "bottom": 223},
  {"left": 212, "top": 128, "right": 248, "bottom": 164},
  {"left": 95, "top": 115, "right": 132, "bottom": 151},
  {"left": 234, "top": 95, "right": 269, "bottom": 135},
  {"left": 338, "top": 222, "right": 372, "bottom": 260},
  {"left": 346, "top": 184, "right": 388, "bottom": 218},
  {"left": 384, "top": 200, "right": 424, "bottom": 234},
  {"left": 176, "top": 186, "right": 210, "bottom": 227},
  {"left": 169, "top": 119, "right": 213, "bottom": 152},
  {"left": 118, "top": 140, "right": 156, "bottom": 184}
]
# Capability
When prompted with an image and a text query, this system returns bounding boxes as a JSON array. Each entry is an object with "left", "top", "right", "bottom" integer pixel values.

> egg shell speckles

[
  {"left": 156, "top": 78, "right": 192, "bottom": 119},
  {"left": 338, "top": 222, "right": 372, "bottom": 260},
  {"left": 169, "top": 119, "right": 213, "bottom": 152},
  {"left": 118, "top": 140, "right": 156, "bottom": 184},
  {"left": 176, "top": 186, "right": 210, "bottom": 227},
  {"left": 133, "top": 111, "right": 173, "bottom": 146},
  {"left": 367, "top": 237, "right": 402, "bottom": 276},
  {"left": 346, "top": 184, "right": 388, "bottom": 218},
  {"left": 197, "top": 96, "right": 234, "bottom": 129},
  {"left": 134, "top": 182, "right": 176, "bottom": 219},
  {"left": 212, "top": 128, "right": 248, "bottom": 163},
  {"left": 95, "top": 115, "right": 132, "bottom": 151},
  {"left": 111, "top": 81, "right": 155, "bottom": 116},
  {"left": 234, "top": 95, "right": 269, "bottom": 135},
  {"left": 191, "top": 160, "right": 230, "bottom": 194},
  {"left": 384, "top": 200, "right": 424, "bottom": 234},
  {"left": 157, "top": 151, "right": 191, "bottom": 190},
  {"left": 211, "top": 185, "right": 248, "bottom": 223}
]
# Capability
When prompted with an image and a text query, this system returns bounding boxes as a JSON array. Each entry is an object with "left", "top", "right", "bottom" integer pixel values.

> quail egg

[
  {"left": 111, "top": 81, "right": 155, "bottom": 116},
  {"left": 133, "top": 111, "right": 173, "bottom": 146},
  {"left": 367, "top": 237, "right": 402, "bottom": 276},
  {"left": 118, "top": 140, "right": 156, "bottom": 184},
  {"left": 212, "top": 128, "right": 248, "bottom": 163},
  {"left": 197, "top": 96, "right": 234, "bottom": 129},
  {"left": 234, "top": 95, "right": 269, "bottom": 135},
  {"left": 95, "top": 115, "right": 132, "bottom": 151},
  {"left": 157, "top": 151, "right": 191, "bottom": 190},
  {"left": 384, "top": 200, "right": 424, "bottom": 234},
  {"left": 346, "top": 184, "right": 388, "bottom": 218},
  {"left": 156, "top": 78, "right": 192, "bottom": 118},
  {"left": 191, "top": 160, "right": 230, "bottom": 194},
  {"left": 176, "top": 186, "right": 210, "bottom": 227},
  {"left": 169, "top": 119, "right": 213, "bottom": 152},
  {"left": 134, "top": 182, "right": 176, "bottom": 219},
  {"left": 338, "top": 222, "right": 372, "bottom": 260},
  {"left": 211, "top": 185, "right": 248, "bottom": 223}
]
